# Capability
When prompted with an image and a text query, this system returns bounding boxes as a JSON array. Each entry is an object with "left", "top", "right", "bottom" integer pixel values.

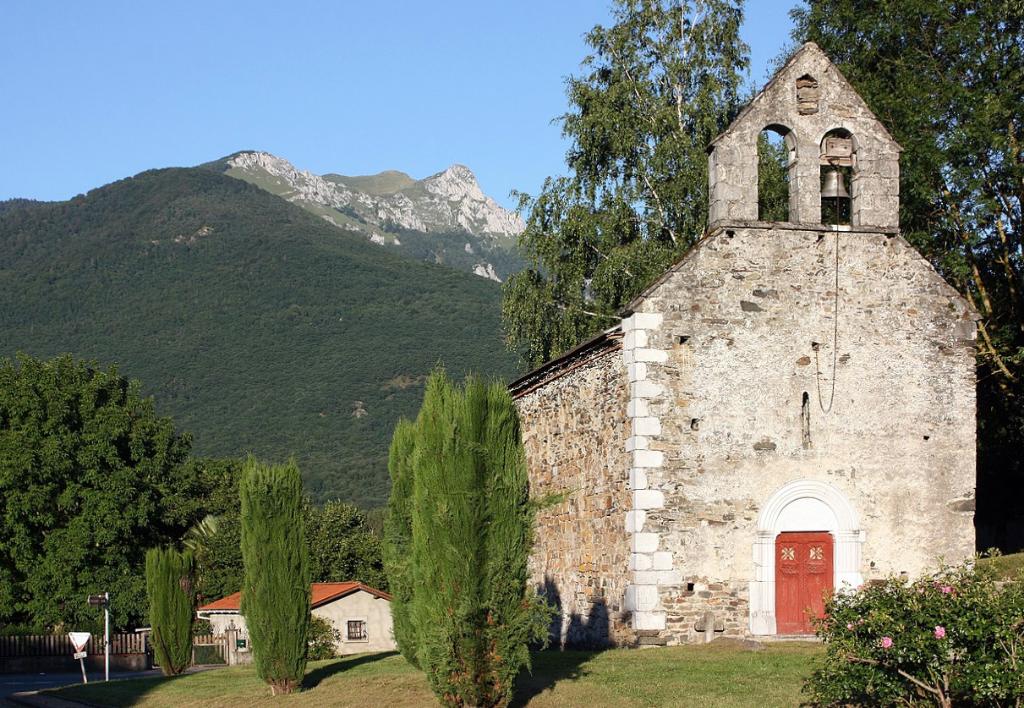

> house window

[{"left": 346, "top": 620, "right": 367, "bottom": 641}]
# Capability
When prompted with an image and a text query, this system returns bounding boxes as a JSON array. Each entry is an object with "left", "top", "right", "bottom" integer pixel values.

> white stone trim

[
  {"left": 620, "top": 311, "right": 673, "bottom": 633},
  {"left": 749, "top": 479, "right": 864, "bottom": 635}
]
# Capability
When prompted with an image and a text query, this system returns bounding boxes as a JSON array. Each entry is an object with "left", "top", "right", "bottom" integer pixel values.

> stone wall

[
  {"left": 627, "top": 223, "right": 976, "bottom": 643},
  {"left": 515, "top": 347, "right": 634, "bottom": 647},
  {"left": 708, "top": 42, "right": 901, "bottom": 230}
]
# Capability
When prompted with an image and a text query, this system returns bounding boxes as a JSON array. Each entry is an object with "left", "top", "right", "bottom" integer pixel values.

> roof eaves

[
  {"left": 508, "top": 326, "right": 623, "bottom": 398},
  {"left": 312, "top": 583, "right": 393, "bottom": 608}
]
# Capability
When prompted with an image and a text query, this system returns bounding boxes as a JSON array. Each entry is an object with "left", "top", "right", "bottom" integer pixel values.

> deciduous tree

[
  {"left": 503, "top": 0, "right": 749, "bottom": 366},
  {"left": 0, "top": 354, "right": 194, "bottom": 630},
  {"left": 305, "top": 500, "right": 386, "bottom": 590}
]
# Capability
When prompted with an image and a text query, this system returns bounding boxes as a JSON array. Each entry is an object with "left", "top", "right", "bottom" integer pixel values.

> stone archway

[{"left": 749, "top": 479, "right": 864, "bottom": 635}]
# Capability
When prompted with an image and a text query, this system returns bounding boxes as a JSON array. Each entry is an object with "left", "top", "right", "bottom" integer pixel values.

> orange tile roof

[
  {"left": 197, "top": 582, "right": 391, "bottom": 613},
  {"left": 198, "top": 590, "right": 243, "bottom": 612}
]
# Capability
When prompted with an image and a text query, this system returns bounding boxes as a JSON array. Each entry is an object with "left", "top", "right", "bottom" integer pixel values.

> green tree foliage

[
  {"left": 0, "top": 167, "right": 520, "bottom": 507},
  {"left": 306, "top": 615, "right": 340, "bottom": 661},
  {"left": 757, "top": 131, "right": 790, "bottom": 222},
  {"left": 503, "top": 0, "right": 749, "bottom": 366},
  {"left": 180, "top": 457, "right": 246, "bottom": 604},
  {"left": 145, "top": 547, "right": 195, "bottom": 676},
  {"left": 804, "top": 560, "right": 1024, "bottom": 705},
  {"left": 178, "top": 458, "right": 245, "bottom": 520},
  {"left": 387, "top": 371, "right": 551, "bottom": 707},
  {"left": 305, "top": 500, "right": 387, "bottom": 589},
  {"left": 193, "top": 513, "right": 243, "bottom": 605},
  {"left": 382, "top": 419, "right": 419, "bottom": 666},
  {"left": 0, "top": 354, "right": 196, "bottom": 630},
  {"left": 195, "top": 496, "right": 386, "bottom": 606},
  {"left": 362, "top": 506, "right": 386, "bottom": 537},
  {"left": 240, "top": 457, "right": 310, "bottom": 695},
  {"left": 791, "top": 1, "right": 1024, "bottom": 550}
]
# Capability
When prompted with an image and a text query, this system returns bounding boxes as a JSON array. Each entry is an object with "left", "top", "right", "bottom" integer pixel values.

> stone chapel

[{"left": 510, "top": 43, "right": 978, "bottom": 646}]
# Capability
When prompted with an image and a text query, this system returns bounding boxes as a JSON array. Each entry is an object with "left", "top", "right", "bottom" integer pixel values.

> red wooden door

[{"left": 775, "top": 531, "right": 833, "bottom": 635}]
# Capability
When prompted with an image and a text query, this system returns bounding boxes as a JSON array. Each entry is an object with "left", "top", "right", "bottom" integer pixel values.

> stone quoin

[{"left": 510, "top": 42, "right": 977, "bottom": 646}]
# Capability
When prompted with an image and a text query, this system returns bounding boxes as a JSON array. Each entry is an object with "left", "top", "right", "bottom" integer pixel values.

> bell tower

[{"left": 707, "top": 42, "right": 901, "bottom": 231}]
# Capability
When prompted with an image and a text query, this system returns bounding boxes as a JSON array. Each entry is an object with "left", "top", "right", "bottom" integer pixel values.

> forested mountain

[
  {"left": 203, "top": 151, "right": 525, "bottom": 282},
  {"left": 0, "top": 168, "right": 521, "bottom": 505}
]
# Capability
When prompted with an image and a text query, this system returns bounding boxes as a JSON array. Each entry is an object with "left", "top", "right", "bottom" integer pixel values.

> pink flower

[
  {"left": 880, "top": 636, "right": 894, "bottom": 649},
  {"left": 846, "top": 622, "right": 855, "bottom": 630},
  {"left": 934, "top": 626, "right": 946, "bottom": 639},
  {"left": 940, "top": 585, "right": 953, "bottom": 594}
]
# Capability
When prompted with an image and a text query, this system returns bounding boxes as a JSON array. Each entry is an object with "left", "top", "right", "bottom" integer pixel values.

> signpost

[
  {"left": 87, "top": 593, "right": 110, "bottom": 682},
  {"left": 68, "top": 632, "right": 91, "bottom": 684}
]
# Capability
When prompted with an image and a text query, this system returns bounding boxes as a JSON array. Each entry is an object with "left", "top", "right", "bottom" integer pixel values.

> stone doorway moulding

[{"left": 749, "top": 479, "right": 864, "bottom": 635}]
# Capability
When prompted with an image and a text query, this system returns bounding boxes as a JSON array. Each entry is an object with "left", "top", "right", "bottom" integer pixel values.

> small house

[{"left": 196, "top": 582, "right": 395, "bottom": 655}]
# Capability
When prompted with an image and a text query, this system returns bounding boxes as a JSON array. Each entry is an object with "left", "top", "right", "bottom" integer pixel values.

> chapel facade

[{"left": 511, "top": 43, "right": 978, "bottom": 646}]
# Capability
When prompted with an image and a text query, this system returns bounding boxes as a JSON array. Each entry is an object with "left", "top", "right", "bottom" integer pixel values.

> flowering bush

[{"left": 804, "top": 560, "right": 1024, "bottom": 706}]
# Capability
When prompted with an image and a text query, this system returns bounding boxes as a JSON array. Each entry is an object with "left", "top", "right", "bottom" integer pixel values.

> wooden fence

[
  {"left": 0, "top": 633, "right": 147, "bottom": 658},
  {"left": 192, "top": 634, "right": 226, "bottom": 664}
]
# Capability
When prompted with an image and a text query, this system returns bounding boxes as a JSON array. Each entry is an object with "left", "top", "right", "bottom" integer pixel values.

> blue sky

[{"left": 0, "top": 1, "right": 799, "bottom": 209}]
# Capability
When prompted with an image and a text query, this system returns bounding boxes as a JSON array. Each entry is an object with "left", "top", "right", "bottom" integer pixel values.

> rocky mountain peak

[
  {"left": 423, "top": 164, "right": 486, "bottom": 203},
  {"left": 218, "top": 150, "right": 524, "bottom": 281}
]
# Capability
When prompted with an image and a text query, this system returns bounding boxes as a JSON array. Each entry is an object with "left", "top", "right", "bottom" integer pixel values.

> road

[{"left": 1, "top": 669, "right": 163, "bottom": 699}]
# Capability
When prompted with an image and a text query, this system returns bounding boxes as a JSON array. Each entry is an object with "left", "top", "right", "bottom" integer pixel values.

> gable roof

[
  {"left": 197, "top": 582, "right": 392, "bottom": 613},
  {"left": 710, "top": 42, "right": 901, "bottom": 151},
  {"left": 508, "top": 326, "right": 623, "bottom": 398}
]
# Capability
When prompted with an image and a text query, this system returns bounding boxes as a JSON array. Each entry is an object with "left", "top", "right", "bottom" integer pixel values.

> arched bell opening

[
  {"left": 758, "top": 125, "right": 795, "bottom": 222},
  {"left": 820, "top": 129, "right": 855, "bottom": 227}
]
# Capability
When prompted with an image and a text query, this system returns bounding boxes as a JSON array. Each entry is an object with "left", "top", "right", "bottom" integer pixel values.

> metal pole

[
  {"left": 79, "top": 656, "right": 88, "bottom": 684},
  {"left": 104, "top": 593, "right": 110, "bottom": 682}
]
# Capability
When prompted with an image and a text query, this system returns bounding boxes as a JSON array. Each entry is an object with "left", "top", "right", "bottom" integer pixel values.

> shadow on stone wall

[
  {"left": 538, "top": 576, "right": 611, "bottom": 650},
  {"left": 511, "top": 577, "right": 610, "bottom": 706}
]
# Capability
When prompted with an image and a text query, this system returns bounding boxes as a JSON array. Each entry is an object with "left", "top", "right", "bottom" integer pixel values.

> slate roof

[{"left": 508, "top": 326, "right": 623, "bottom": 398}]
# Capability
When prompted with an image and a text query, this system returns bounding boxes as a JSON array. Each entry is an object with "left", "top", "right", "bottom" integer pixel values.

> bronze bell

[{"left": 821, "top": 168, "right": 850, "bottom": 199}]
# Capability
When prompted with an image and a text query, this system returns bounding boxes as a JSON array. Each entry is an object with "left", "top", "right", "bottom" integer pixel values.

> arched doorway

[{"left": 749, "top": 480, "right": 864, "bottom": 635}]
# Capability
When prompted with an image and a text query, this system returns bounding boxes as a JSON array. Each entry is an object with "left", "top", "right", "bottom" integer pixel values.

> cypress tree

[
  {"left": 382, "top": 418, "right": 419, "bottom": 666},
  {"left": 388, "top": 370, "right": 550, "bottom": 707},
  {"left": 144, "top": 547, "right": 195, "bottom": 676},
  {"left": 240, "top": 457, "right": 309, "bottom": 695},
  {"left": 479, "top": 380, "right": 538, "bottom": 700}
]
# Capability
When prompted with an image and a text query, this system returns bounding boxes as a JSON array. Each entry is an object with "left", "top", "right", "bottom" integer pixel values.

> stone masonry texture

[
  {"left": 634, "top": 223, "right": 976, "bottom": 643},
  {"left": 708, "top": 43, "right": 900, "bottom": 230},
  {"left": 515, "top": 348, "right": 635, "bottom": 647},
  {"left": 514, "top": 42, "right": 976, "bottom": 647}
]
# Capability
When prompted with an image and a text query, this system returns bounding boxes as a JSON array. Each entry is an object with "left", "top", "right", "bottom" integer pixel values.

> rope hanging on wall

[{"left": 814, "top": 231, "right": 841, "bottom": 413}]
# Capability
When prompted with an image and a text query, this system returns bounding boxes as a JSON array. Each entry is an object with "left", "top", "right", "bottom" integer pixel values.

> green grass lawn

[
  {"left": 979, "top": 552, "right": 1024, "bottom": 580},
  {"left": 50, "top": 641, "right": 822, "bottom": 707}
]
